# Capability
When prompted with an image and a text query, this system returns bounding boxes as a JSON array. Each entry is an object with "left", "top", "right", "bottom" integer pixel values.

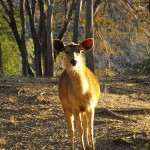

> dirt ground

[{"left": 0, "top": 77, "right": 150, "bottom": 150}]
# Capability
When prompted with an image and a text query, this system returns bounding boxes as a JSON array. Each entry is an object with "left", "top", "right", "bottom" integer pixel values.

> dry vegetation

[{"left": 0, "top": 77, "right": 150, "bottom": 150}]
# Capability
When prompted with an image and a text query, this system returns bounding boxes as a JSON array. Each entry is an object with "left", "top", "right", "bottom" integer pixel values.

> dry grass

[{"left": 0, "top": 77, "right": 150, "bottom": 150}]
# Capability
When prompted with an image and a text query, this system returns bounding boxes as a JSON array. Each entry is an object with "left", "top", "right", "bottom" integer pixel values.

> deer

[{"left": 54, "top": 38, "right": 100, "bottom": 150}]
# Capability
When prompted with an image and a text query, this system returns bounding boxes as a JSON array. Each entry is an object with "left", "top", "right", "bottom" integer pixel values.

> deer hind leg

[
  {"left": 64, "top": 110, "right": 74, "bottom": 150},
  {"left": 87, "top": 108, "right": 95, "bottom": 150},
  {"left": 74, "top": 112, "right": 85, "bottom": 150}
]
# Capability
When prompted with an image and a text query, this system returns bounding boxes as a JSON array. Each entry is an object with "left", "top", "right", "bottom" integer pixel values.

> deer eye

[
  {"left": 76, "top": 50, "right": 81, "bottom": 54},
  {"left": 65, "top": 51, "right": 69, "bottom": 54}
]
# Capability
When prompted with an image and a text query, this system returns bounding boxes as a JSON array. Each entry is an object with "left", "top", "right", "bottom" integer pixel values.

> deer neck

[{"left": 66, "top": 66, "right": 89, "bottom": 94}]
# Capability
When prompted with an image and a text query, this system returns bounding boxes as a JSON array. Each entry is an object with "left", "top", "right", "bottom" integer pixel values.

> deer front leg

[
  {"left": 74, "top": 112, "right": 85, "bottom": 150},
  {"left": 81, "top": 113, "right": 89, "bottom": 149},
  {"left": 87, "top": 108, "right": 95, "bottom": 150},
  {"left": 64, "top": 110, "right": 75, "bottom": 150}
]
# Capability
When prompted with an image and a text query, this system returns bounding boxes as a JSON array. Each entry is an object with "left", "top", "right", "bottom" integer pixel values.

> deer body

[{"left": 54, "top": 39, "right": 100, "bottom": 150}]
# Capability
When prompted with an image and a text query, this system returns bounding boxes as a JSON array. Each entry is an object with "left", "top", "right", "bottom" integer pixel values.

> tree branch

[
  {"left": 0, "top": 0, "right": 10, "bottom": 16},
  {"left": 31, "top": 0, "right": 36, "bottom": 19},
  {"left": 7, "top": 0, "right": 15, "bottom": 15},
  {"left": 94, "top": 0, "right": 102, "bottom": 16},
  {"left": 57, "top": 0, "right": 76, "bottom": 40},
  {"left": 124, "top": 0, "right": 150, "bottom": 37},
  {"left": 1, "top": 0, "right": 22, "bottom": 49},
  {"left": 2, "top": 15, "right": 10, "bottom": 24}
]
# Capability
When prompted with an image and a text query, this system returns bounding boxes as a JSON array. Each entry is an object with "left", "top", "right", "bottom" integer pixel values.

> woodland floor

[{"left": 0, "top": 77, "right": 150, "bottom": 150}]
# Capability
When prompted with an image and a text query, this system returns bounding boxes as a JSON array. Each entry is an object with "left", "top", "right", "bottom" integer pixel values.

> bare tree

[
  {"left": 25, "top": 0, "right": 42, "bottom": 77},
  {"left": 0, "top": 0, "right": 29, "bottom": 76},
  {"left": 85, "top": 0, "right": 95, "bottom": 72},
  {"left": 73, "top": 0, "right": 82, "bottom": 43},
  {"left": 45, "top": 0, "right": 55, "bottom": 77},
  {"left": 20, "top": 0, "right": 28, "bottom": 77},
  {"left": 124, "top": 0, "right": 150, "bottom": 38},
  {"left": 38, "top": 0, "right": 47, "bottom": 76},
  {"left": 57, "top": 0, "right": 76, "bottom": 40},
  {"left": 0, "top": 43, "right": 3, "bottom": 77},
  {"left": 25, "top": 0, "right": 55, "bottom": 77}
]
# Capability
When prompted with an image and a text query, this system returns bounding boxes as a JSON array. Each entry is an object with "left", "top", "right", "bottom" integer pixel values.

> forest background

[
  {"left": 0, "top": 1, "right": 150, "bottom": 149},
  {"left": 0, "top": 0, "right": 150, "bottom": 78}
]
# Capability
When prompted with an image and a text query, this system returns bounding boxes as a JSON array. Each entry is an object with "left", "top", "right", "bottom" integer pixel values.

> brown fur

[{"left": 55, "top": 39, "right": 100, "bottom": 150}]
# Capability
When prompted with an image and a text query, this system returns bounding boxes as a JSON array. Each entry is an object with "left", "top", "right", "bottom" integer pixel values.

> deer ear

[
  {"left": 80, "top": 38, "right": 93, "bottom": 51},
  {"left": 54, "top": 39, "right": 65, "bottom": 52}
]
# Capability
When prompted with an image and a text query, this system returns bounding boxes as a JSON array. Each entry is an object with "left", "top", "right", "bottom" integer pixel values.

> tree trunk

[
  {"left": 0, "top": 43, "right": 3, "bottom": 77},
  {"left": 45, "top": 0, "right": 55, "bottom": 77},
  {"left": 25, "top": 0, "right": 42, "bottom": 77},
  {"left": 38, "top": 0, "right": 47, "bottom": 76},
  {"left": 149, "top": 0, "right": 150, "bottom": 15},
  {"left": 20, "top": 0, "right": 28, "bottom": 77},
  {"left": 73, "top": 0, "right": 82, "bottom": 43},
  {"left": 85, "top": 0, "right": 95, "bottom": 73},
  {"left": 28, "top": 64, "right": 34, "bottom": 77}
]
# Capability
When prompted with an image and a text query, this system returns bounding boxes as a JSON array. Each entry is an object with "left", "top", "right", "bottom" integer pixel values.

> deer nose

[{"left": 70, "top": 59, "right": 77, "bottom": 66}]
